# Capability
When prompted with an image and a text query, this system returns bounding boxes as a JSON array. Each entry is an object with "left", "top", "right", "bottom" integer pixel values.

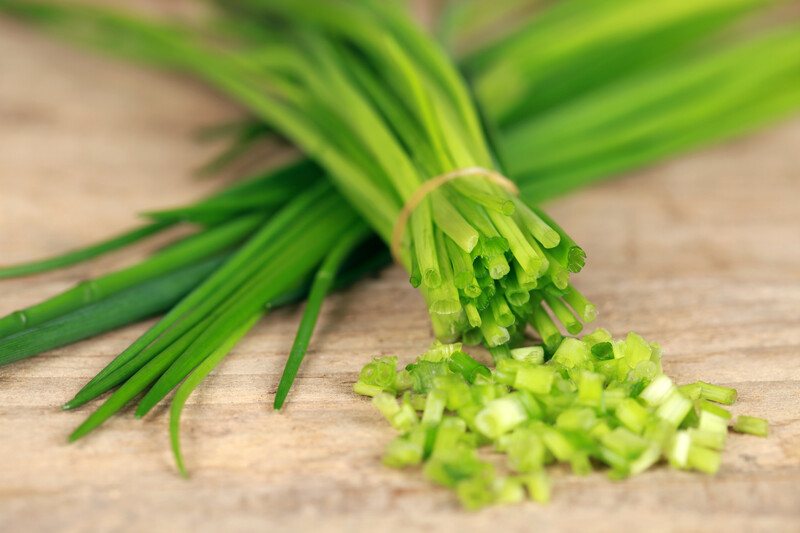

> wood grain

[{"left": 1, "top": 15, "right": 799, "bottom": 533}]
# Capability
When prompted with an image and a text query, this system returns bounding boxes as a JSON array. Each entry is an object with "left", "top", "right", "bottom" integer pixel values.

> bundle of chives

[
  {"left": 194, "top": 0, "right": 595, "bottom": 349},
  {"left": 2, "top": 0, "right": 597, "bottom": 350}
]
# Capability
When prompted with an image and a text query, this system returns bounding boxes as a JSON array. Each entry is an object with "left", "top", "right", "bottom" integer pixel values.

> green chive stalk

[
  {"left": 464, "top": 0, "right": 775, "bottom": 127},
  {"left": 0, "top": 256, "right": 225, "bottom": 367}
]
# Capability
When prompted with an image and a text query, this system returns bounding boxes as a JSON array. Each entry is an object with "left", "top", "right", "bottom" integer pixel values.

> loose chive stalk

[
  {"left": 170, "top": 312, "right": 261, "bottom": 477},
  {"left": 0, "top": 214, "right": 264, "bottom": 341},
  {"left": 0, "top": 255, "right": 224, "bottom": 367},
  {"left": 273, "top": 224, "right": 369, "bottom": 409},
  {"left": 0, "top": 221, "right": 173, "bottom": 279}
]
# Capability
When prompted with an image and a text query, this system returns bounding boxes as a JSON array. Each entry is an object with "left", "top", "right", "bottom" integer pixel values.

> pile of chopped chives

[{"left": 355, "top": 332, "right": 768, "bottom": 510}]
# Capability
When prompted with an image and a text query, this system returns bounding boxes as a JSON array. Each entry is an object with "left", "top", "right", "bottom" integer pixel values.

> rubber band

[{"left": 390, "top": 166, "right": 519, "bottom": 262}]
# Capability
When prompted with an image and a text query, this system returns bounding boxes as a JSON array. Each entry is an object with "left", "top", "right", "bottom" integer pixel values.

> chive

[
  {"left": 562, "top": 284, "right": 597, "bottom": 323},
  {"left": 430, "top": 191, "right": 479, "bottom": 253},
  {"left": 0, "top": 256, "right": 223, "bottom": 367},
  {"left": 479, "top": 310, "right": 510, "bottom": 348},
  {"left": 543, "top": 293, "right": 582, "bottom": 335},
  {"left": 194, "top": 121, "right": 273, "bottom": 177},
  {"left": 511, "top": 197, "right": 560, "bottom": 249},
  {"left": 531, "top": 209, "right": 586, "bottom": 273},
  {"left": 408, "top": 242, "right": 422, "bottom": 288},
  {"left": 410, "top": 200, "right": 441, "bottom": 289},
  {"left": 530, "top": 303, "right": 562, "bottom": 353},
  {"left": 170, "top": 312, "right": 261, "bottom": 477},
  {"left": 0, "top": 221, "right": 173, "bottom": 280},
  {"left": 591, "top": 342, "right": 615, "bottom": 361},
  {"left": 444, "top": 235, "right": 476, "bottom": 290},
  {"left": 697, "top": 381, "right": 738, "bottom": 405},
  {"left": 70, "top": 195, "right": 363, "bottom": 436},
  {"left": 489, "top": 293, "right": 515, "bottom": 328},
  {"left": 733, "top": 415, "right": 768, "bottom": 437},
  {"left": 448, "top": 352, "right": 490, "bottom": 384},
  {"left": 0, "top": 214, "right": 263, "bottom": 341},
  {"left": 273, "top": 225, "right": 368, "bottom": 409},
  {"left": 3, "top": 0, "right": 604, "bottom": 352}
]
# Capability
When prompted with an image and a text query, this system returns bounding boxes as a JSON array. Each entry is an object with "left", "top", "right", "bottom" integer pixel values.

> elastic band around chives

[{"left": 390, "top": 166, "right": 520, "bottom": 262}]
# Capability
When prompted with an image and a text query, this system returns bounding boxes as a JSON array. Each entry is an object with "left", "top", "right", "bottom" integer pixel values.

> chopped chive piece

[
  {"left": 640, "top": 375, "right": 675, "bottom": 407},
  {"left": 582, "top": 327, "right": 612, "bottom": 346},
  {"left": 615, "top": 398, "right": 649, "bottom": 434},
  {"left": 475, "top": 396, "right": 528, "bottom": 439},
  {"left": 422, "top": 390, "right": 447, "bottom": 425},
  {"left": 698, "top": 410, "right": 729, "bottom": 434},
  {"left": 656, "top": 391, "right": 693, "bottom": 427},
  {"left": 687, "top": 445, "right": 721, "bottom": 475},
  {"left": 697, "top": 381, "right": 738, "bottom": 405},
  {"left": 556, "top": 408, "right": 596, "bottom": 432},
  {"left": 591, "top": 342, "right": 615, "bottom": 361},
  {"left": 510, "top": 346, "right": 545, "bottom": 365},
  {"left": 552, "top": 337, "right": 591, "bottom": 369},
  {"left": 678, "top": 382, "right": 702, "bottom": 400},
  {"left": 668, "top": 431, "right": 692, "bottom": 469},
  {"left": 577, "top": 371, "right": 604, "bottom": 405},
  {"left": 523, "top": 471, "right": 551, "bottom": 504},
  {"left": 514, "top": 366, "right": 555, "bottom": 395},
  {"left": 733, "top": 415, "right": 768, "bottom": 437},
  {"left": 448, "top": 351, "right": 490, "bottom": 384},
  {"left": 688, "top": 429, "right": 726, "bottom": 451},
  {"left": 353, "top": 382, "right": 383, "bottom": 397}
]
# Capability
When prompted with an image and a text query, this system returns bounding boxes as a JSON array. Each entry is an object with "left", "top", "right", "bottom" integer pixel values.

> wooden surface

[{"left": 2, "top": 16, "right": 800, "bottom": 533}]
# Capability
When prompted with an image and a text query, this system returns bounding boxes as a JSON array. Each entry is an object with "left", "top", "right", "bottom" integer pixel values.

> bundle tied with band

[{"left": 390, "top": 166, "right": 595, "bottom": 351}]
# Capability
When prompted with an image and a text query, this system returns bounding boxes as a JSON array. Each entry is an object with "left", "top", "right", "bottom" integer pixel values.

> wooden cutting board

[{"left": 1, "top": 14, "right": 799, "bottom": 533}]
